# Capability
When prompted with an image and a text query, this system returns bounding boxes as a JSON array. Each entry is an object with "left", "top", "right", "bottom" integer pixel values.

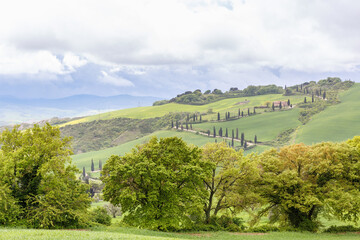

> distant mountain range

[{"left": 0, "top": 94, "right": 162, "bottom": 126}]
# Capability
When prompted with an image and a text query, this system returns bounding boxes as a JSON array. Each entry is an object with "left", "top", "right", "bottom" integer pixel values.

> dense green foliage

[
  {"left": 0, "top": 124, "right": 91, "bottom": 228},
  {"left": 256, "top": 141, "right": 360, "bottom": 231},
  {"left": 100, "top": 135, "right": 360, "bottom": 232},
  {"left": 101, "top": 137, "right": 211, "bottom": 231}
]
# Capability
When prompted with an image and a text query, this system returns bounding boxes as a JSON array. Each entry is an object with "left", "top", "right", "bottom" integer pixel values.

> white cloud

[
  {"left": 0, "top": 0, "right": 359, "bottom": 78},
  {"left": 62, "top": 52, "right": 87, "bottom": 72},
  {"left": 99, "top": 71, "right": 134, "bottom": 87},
  {"left": 0, "top": 44, "right": 64, "bottom": 75}
]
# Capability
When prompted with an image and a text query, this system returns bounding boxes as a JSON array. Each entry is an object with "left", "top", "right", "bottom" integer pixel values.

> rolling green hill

[
  {"left": 68, "top": 80, "right": 359, "bottom": 176},
  {"left": 295, "top": 83, "right": 360, "bottom": 144},
  {"left": 192, "top": 108, "right": 301, "bottom": 143},
  {"left": 61, "top": 94, "right": 305, "bottom": 126},
  {"left": 72, "top": 130, "right": 271, "bottom": 172}
]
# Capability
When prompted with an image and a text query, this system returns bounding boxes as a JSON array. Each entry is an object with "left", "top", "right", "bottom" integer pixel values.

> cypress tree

[
  {"left": 186, "top": 121, "right": 188, "bottom": 130},
  {"left": 200, "top": 115, "right": 202, "bottom": 122},
  {"left": 227, "top": 112, "right": 230, "bottom": 119},
  {"left": 312, "top": 93, "right": 314, "bottom": 103},
  {"left": 181, "top": 124, "right": 184, "bottom": 130},
  {"left": 253, "top": 107, "right": 256, "bottom": 114},
  {"left": 296, "top": 86, "right": 299, "bottom": 92},
  {"left": 225, "top": 112, "right": 227, "bottom": 120},
  {"left": 241, "top": 133, "right": 244, "bottom": 146},
  {"left": 254, "top": 135, "right": 257, "bottom": 144},
  {"left": 82, "top": 167, "right": 86, "bottom": 178},
  {"left": 232, "top": 129, "right": 234, "bottom": 139},
  {"left": 288, "top": 99, "right": 290, "bottom": 106},
  {"left": 171, "top": 120, "right": 174, "bottom": 128},
  {"left": 195, "top": 114, "right": 198, "bottom": 121},
  {"left": 306, "top": 88, "right": 309, "bottom": 94},
  {"left": 231, "top": 137, "right": 234, "bottom": 147},
  {"left": 323, "top": 91, "right": 326, "bottom": 99},
  {"left": 244, "top": 140, "right": 247, "bottom": 149},
  {"left": 176, "top": 120, "right": 179, "bottom": 129},
  {"left": 300, "top": 84, "right": 303, "bottom": 90},
  {"left": 304, "top": 97, "right": 307, "bottom": 103},
  {"left": 279, "top": 101, "right": 282, "bottom": 109},
  {"left": 213, "top": 127, "right": 216, "bottom": 138},
  {"left": 207, "top": 130, "right": 210, "bottom": 137},
  {"left": 99, "top": 160, "right": 102, "bottom": 171},
  {"left": 238, "top": 108, "right": 240, "bottom": 117},
  {"left": 236, "top": 128, "right": 239, "bottom": 139},
  {"left": 219, "top": 127, "right": 223, "bottom": 137},
  {"left": 190, "top": 124, "right": 192, "bottom": 130},
  {"left": 91, "top": 159, "right": 94, "bottom": 172},
  {"left": 225, "top": 128, "right": 228, "bottom": 138},
  {"left": 248, "top": 108, "right": 250, "bottom": 116},
  {"left": 320, "top": 88, "right": 322, "bottom": 95},
  {"left": 217, "top": 112, "right": 220, "bottom": 121},
  {"left": 187, "top": 114, "right": 190, "bottom": 122},
  {"left": 272, "top": 102, "right": 275, "bottom": 111},
  {"left": 303, "top": 89, "right": 305, "bottom": 94},
  {"left": 241, "top": 111, "right": 244, "bottom": 117},
  {"left": 193, "top": 114, "right": 196, "bottom": 122}
]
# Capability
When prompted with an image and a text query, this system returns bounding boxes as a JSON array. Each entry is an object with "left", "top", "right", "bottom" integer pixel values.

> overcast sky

[{"left": 0, "top": 0, "right": 359, "bottom": 99}]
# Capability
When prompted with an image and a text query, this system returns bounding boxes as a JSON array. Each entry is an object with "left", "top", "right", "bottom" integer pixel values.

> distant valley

[{"left": 0, "top": 94, "right": 162, "bottom": 126}]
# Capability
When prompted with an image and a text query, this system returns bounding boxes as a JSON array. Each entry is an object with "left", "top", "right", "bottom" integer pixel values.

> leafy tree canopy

[
  {"left": 101, "top": 136, "right": 212, "bottom": 231},
  {"left": 201, "top": 142, "right": 259, "bottom": 223},
  {"left": 0, "top": 124, "right": 91, "bottom": 228},
  {"left": 257, "top": 142, "right": 360, "bottom": 231}
]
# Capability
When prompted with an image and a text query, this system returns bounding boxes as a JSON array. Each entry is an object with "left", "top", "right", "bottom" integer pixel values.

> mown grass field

[
  {"left": 61, "top": 94, "right": 305, "bottom": 127},
  {"left": 295, "top": 83, "right": 360, "bottom": 145},
  {"left": 72, "top": 130, "right": 270, "bottom": 172},
  {"left": 1, "top": 227, "right": 360, "bottom": 240}
]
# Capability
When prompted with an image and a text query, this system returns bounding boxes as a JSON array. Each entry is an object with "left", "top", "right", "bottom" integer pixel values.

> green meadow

[
  {"left": 295, "top": 83, "right": 360, "bottom": 144},
  {"left": 1, "top": 227, "right": 360, "bottom": 240}
]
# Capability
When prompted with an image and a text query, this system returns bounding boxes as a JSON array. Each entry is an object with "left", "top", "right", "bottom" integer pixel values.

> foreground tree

[
  {"left": 101, "top": 137, "right": 211, "bottom": 231},
  {"left": 201, "top": 143, "right": 259, "bottom": 223},
  {"left": 0, "top": 124, "right": 91, "bottom": 228},
  {"left": 257, "top": 142, "right": 360, "bottom": 231}
]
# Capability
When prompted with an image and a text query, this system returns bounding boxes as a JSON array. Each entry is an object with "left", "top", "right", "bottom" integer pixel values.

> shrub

[
  {"left": 247, "top": 225, "right": 280, "bottom": 233},
  {"left": 91, "top": 207, "right": 112, "bottom": 226},
  {"left": 324, "top": 225, "right": 360, "bottom": 233}
]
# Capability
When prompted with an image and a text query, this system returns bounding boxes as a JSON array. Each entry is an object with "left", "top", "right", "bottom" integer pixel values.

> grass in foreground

[{"left": 1, "top": 227, "right": 360, "bottom": 240}]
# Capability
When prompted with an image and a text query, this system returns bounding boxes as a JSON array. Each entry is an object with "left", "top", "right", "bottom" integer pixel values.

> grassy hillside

[
  {"left": 193, "top": 108, "right": 301, "bottom": 143},
  {"left": 61, "top": 94, "right": 305, "bottom": 126},
  {"left": 296, "top": 83, "right": 360, "bottom": 144},
  {"left": 72, "top": 130, "right": 270, "bottom": 172}
]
